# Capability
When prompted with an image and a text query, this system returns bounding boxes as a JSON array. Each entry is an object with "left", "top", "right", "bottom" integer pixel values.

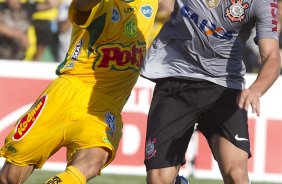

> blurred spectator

[
  {"left": 54, "top": 0, "right": 71, "bottom": 62},
  {"left": 31, "top": 0, "right": 59, "bottom": 61},
  {"left": 0, "top": 0, "right": 35, "bottom": 60}
]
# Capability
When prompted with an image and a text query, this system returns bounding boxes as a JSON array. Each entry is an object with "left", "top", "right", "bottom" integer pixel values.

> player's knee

[
  {"left": 0, "top": 174, "right": 7, "bottom": 184},
  {"left": 0, "top": 173, "right": 19, "bottom": 184},
  {"left": 83, "top": 164, "right": 101, "bottom": 178},
  {"left": 147, "top": 170, "right": 176, "bottom": 184},
  {"left": 75, "top": 159, "right": 106, "bottom": 179},
  {"left": 71, "top": 147, "right": 111, "bottom": 180},
  {"left": 224, "top": 166, "right": 249, "bottom": 184}
]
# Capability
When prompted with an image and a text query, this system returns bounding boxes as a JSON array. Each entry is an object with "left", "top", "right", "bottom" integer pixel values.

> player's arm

[
  {"left": 69, "top": 0, "right": 104, "bottom": 26},
  {"left": 73, "top": 0, "right": 102, "bottom": 12},
  {"left": 238, "top": 38, "right": 281, "bottom": 116}
]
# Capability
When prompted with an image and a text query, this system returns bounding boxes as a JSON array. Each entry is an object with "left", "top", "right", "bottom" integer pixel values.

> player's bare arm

[
  {"left": 238, "top": 38, "right": 281, "bottom": 116},
  {"left": 74, "top": 0, "right": 102, "bottom": 12}
]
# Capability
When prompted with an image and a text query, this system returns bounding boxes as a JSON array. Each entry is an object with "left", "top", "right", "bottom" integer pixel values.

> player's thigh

[
  {"left": 210, "top": 134, "right": 248, "bottom": 174},
  {"left": 145, "top": 78, "right": 200, "bottom": 170},
  {"left": 0, "top": 77, "right": 77, "bottom": 169},
  {"left": 198, "top": 86, "right": 251, "bottom": 158},
  {"left": 65, "top": 97, "right": 123, "bottom": 179},
  {"left": 0, "top": 161, "right": 34, "bottom": 183}
]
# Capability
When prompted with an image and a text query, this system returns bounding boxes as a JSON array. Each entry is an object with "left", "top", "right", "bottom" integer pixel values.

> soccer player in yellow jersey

[{"left": 0, "top": 0, "right": 157, "bottom": 183}]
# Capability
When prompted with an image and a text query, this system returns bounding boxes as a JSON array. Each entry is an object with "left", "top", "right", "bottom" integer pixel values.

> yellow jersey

[{"left": 56, "top": 0, "right": 158, "bottom": 107}]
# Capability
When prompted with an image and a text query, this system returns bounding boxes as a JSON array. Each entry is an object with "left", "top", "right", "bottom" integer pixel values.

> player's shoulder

[
  {"left": 133, "top": 0, "right": 158, "bottom": 7},
  {"left": 249, "top": 0, "right": 277, "bottom": 7}
]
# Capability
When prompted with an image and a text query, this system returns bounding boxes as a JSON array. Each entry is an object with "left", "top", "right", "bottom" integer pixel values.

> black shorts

[
  {"left": 33, "top": 20, "right": 53, "bottom": 46},
  {"left": 144, "top": 78, "right": 250, "bottom": 171}
]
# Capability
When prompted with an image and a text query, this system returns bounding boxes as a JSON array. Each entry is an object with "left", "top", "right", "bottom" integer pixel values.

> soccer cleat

[
  {"left": 179, "top": 176, "right": 189, "bottom": 184},
  {"left": 175, "top": 175, "right": 190, "bottom": 184}
]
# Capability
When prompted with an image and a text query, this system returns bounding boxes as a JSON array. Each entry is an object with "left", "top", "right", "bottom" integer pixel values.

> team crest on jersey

[
  {"left": 105, "top": 112, "right": 116, "bottom": 137},
  {"left": 225, "top": 0, "right": 249, "bottom": 22},
  {"left": 145, "top": 138, "right": 157, "bottom": 160},
  {"left": 93, "top": 42, "right": 146, "bottom": 71},
  {"left": 125, "top": 17, "right": 137, "bottom": 38},
  {"left": 141, "top": 5, "right": 153, "bottom": 18},
  {"left": 112, "top": 8, "right": 120, "bottom": 22},
  {"left": 71, "top": 39, "right": 83, "bottom": 60},
  {"left": 206, "top": 0, "right": 220, "bottom": 8},
  {"left": 62, "top": 61, "right": 74, "bottom": 70},
  {"left": 12, "top": 95, "right": 47, "bottom": 141}
]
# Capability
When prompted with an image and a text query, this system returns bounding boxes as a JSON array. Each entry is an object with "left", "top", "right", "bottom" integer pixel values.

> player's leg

[
  {"left": 147, "top": 167, "right": 190, "bottom": 184},
  {"left": 44, "top": 147, "right": 110, "bottom": 183},
  {"left": 45, "top": 86, "right": 124, "bottom": 183},
  {"left": 198, "top": 86, "right": 251, "bottom": 184},
  {"left": 0, "top": 77, "right": 78, "bottom": 183},
  {"left": 147, "top": 166, "right": 180, "bottom": 184},
  {"left": 0, "top": 95, "right": 63, "bottom": 184},
  {"left": 210, "top": 134, "right": 249, "bottom": 184},
  {"left": 145, "top": 78, "right": 198, "bottom": 184},
  {"left": 0, "top": 162, "right": 34, "bottom": 184},
  {"left": 71, "top": 147, "right": 110, "bottom": 179}
]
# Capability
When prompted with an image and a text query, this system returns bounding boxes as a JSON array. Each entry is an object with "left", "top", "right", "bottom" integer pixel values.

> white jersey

[{"left": 141, "top": 0, "right": 279, "bottom": 89}]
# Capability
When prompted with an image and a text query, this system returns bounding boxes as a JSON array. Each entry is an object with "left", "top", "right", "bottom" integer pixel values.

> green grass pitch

[{"left": 25, "top": 170, "right": 276, "bottom": 184}]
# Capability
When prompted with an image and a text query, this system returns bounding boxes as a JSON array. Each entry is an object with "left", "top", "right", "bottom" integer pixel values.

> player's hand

[{"left": 237, "top": 88, "right": 261, "bottom": 116}]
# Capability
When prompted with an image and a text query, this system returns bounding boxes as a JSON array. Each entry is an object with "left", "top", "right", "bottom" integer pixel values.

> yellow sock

[{"left": 44, "top": 166, "right": 86, "bottom": 184}]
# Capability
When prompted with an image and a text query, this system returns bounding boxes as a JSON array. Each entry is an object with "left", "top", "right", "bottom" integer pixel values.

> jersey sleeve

[
  {"left": 254, "top": 0, "right": 279, "bottom": 41},
  {"left": 68, "top": 0, "right": 106, "bottom": 28}
]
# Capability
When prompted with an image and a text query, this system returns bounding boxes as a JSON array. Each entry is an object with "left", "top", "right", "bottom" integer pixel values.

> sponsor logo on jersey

[
  {"left": 71, "top": 39, "right": 83, "bottom": 60},
  {"left": 270, "top": 0, "right": 279, "bottom": 32},
  {"left": 105, "top": 112, "right": 116, "bottom": 137},
  {"left": 112, "top": 8, "right": 120, "bottom": 22},
  {"left": 93, "top": 42, "right": 146, "bottom": 71},
  {"left": 45, "top": 176, "right": 62, "bottom": 184},
  {"left": 103, "top": 137, "right": 112, "bottom": 145},
  {"left": 12, "top": 95, "right": 47, "bottom": 141},
  {"left": 206, "top": 0, "right": 220, "bottom": 8},
  {"left": 141, "top": 5, "right": 153, "bottom": 18},
  {"left": 145, "top": 138, "right": 157, "bottom": 160},
  {"left": 225, "top": 0, "right": 249, "bottom": 22},
  {"left": 5, "top": 144, "right": 17, "bottom": 153},
  {"left": 181, "top": 6, "right": 235, "bottom": 40},
  {"left": 124, "top": 6, "right": 137, "bottom": 13},
  {"left": 125, "top": 17, "right": 137, "bottom": 38}
]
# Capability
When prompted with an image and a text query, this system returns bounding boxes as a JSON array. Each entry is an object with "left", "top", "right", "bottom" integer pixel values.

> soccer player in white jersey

[{"left": 141, "top": 0, "right": 281, "bottom": 183}]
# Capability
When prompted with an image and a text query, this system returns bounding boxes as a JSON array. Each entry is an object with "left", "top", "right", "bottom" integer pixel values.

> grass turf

[{"left": 25, "top": 170, "right": 276, "bottom": 184}]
